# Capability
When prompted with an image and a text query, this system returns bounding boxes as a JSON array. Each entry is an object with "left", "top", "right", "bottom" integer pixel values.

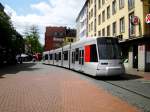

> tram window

[
  {"left": 82, "top": 50, "right": 84, "bottom": 65},
  {"left": 90, "top": 44, "right": 98, "bottom": 62},
  {"left": 75, "top": 48, "right": 79, "bottom": 61},
  {"left": 56, "top": 54, "right": 58, "bottom": 61},
  {"left": 79, "top": 50, "right": 81, "bottom": 64},
  {"left": 72, "top": 52, "right": 75, "bottom": 63},
  {"left": 45, "top": 54, "right": 48, "bottom": 60},
  {"left": 55, "top": 53, "right": 57, "bottom": 60},
  {"left": 72, "top": 52, "right": 73, "bottom": 63},
  {"left": 50, "top": 54, "right": 53, "bottom": 60},
  {"left": 64, "top": 51, "right": 68, "bottom": 60},
  {"left": 59, "top": 52, "right": 61, "bottom": 60}
]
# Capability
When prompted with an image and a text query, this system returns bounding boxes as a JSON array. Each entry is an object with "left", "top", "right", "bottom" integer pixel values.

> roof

[{"left": 76, "top": 0, "right": 88, "bottom": 22}]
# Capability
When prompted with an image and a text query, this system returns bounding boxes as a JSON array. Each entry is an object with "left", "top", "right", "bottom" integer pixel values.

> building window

[
  {"left": 98, "top": 14, "right": 101, "bottom": 25},
  {"left": 102, "top": 28, "right": 105, "bottom": 36},
  {"left": 94, "top": 19, "right": 96, "bottom": 32},
  {"left": 102, "top": 0, "right": 105, "bottom": 5},
  {"left": 98, "top": 30, "right": 101, "bottom": 36},
  {"left": 129, "top": 12, "right": 135, "bottom": 37},
  {"left": 119, "top": 0, "right": 124, "bottom": 9},
  {"left": 91, "top": 22, "right": 93, "bottom": 31},
  {"left": 128, "top": 0, "right": 134, "bottom": 10},
  {"left": 107, "top": 25, "right": 110, "bottom": 36},
  {"left": 89, "top": 12, "right": 90, "bottom": 20},
  {"left": 107, "top": 6, "right": 110, "bottom": 19},
  {"left": 112, "top": 22, "right": 116, "bottom": 36},
  {"left": 91, "top": 8, "right": 93, "bottom": 18},
  {"left": 149, "top": 0, "right": 150, "bottom": 4},
  {"left": 91, "top": 0, "right": 93, "bottom": 4},
  {"left": 89, "top": 24, "right": 91, "bottom": 32},
  {"left": 102, "top": 10, "right": 105, "bottom": 22},
  {"left": 120, "top": 17, "right": 125, "bottom": 33},
  {"left": 112, "top": 0, "right": 117, "bottom": 15},
  {"left": 98, "top": 0, "right": 101, "bottom": 9}
]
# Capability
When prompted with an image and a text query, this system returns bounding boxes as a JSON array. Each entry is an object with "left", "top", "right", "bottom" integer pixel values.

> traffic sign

[
  {"left": 131, "top": 16, "right": 139, "bottom": 25},
  {"left": 145, "top": 14, "right": 150, "bottom": 24}
]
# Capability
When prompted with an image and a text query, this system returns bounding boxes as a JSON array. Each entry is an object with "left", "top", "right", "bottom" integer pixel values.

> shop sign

[
  {"left": 131, "top": 16, "right": 139, "bottom": 25},
  {"left": 145, "top": 14, "right": 150, "bottom": 24}
]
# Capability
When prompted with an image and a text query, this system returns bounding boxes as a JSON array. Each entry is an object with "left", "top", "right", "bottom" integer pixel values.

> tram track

[{"left": 102, "top": 80, "right": 150, "bottom": 100}]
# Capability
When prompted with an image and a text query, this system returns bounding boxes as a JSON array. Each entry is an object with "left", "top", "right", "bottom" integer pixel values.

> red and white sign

[
  {"left": 131, "top": 16, "right": 139, "bottom": 25},
  {"left": 145, "top": 14, "right": 150, "bottom": 24}
]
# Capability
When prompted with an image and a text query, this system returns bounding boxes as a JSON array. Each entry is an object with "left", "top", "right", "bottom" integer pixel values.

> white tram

[{"left": 43, "top": 37, "right": 125, "bottom": 76}]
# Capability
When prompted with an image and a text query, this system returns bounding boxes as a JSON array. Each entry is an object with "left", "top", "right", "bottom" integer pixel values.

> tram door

[
  {"left": 71, "top": 50, "right": 75, "bottom": 69},
  {"left": 79, "top": 48, "right": 84, "bottom": 72}
]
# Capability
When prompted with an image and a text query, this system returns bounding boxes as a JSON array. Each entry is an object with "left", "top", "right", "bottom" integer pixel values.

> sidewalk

[
  {"left": 0, "top": 63, "right": 140, "bottom": 112},
  {"left": 126, "top": 68, "right": 150, "bottom": 80}
]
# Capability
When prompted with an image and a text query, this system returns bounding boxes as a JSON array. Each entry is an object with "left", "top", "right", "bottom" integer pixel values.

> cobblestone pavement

[{"left": 0, "top": 63, "right": 140, "bottom": 112}]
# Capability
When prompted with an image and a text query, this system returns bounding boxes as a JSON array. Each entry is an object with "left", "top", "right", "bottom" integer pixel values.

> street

[{"left": 0, "top": 62, "right": 150, "bottom": 112}]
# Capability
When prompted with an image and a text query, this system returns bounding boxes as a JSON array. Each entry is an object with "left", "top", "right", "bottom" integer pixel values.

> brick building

[
  {"left": 45, "top": 26, "right": 76, "bottom": 51},
  {"left": 45, "top": 26, "right": 66, "bottom": 51}
]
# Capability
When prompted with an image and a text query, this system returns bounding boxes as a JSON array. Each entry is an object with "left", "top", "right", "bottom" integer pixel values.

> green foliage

[
  {"left": 24, "top": 25, "right": 43, "bottom": 54},
  {"left": 0, "top": 10, "right": 25, "bottom": 64},
  {"left": 0, "top": 10, "right": 24, "bottom": 52}
]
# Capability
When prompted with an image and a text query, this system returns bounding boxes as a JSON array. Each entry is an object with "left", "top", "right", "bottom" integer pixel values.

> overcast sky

[{"left": 1, "top": 0, "right": 85, "bottom": 45}]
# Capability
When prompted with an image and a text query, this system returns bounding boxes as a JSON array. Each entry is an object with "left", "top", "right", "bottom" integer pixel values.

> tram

[{"left": 43, "top": 37, "right": 125, "bottom": 76}]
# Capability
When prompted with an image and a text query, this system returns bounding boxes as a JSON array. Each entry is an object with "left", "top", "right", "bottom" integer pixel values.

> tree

[
  {"left": 0, "top": 9, "right": 24, "bottom": 64},
  {"left": 24, "top": 25, "right": 43, "bottom": 54}
]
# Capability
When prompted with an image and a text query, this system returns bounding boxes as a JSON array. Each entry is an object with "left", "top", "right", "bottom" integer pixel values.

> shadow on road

[
  {"left": 94, "top": 74, "right": 143, "bottom": 81},
  {"left": 0, "top": 62, "right": 40, "bottom": 77},
  {"left": 42, "top": 64, "right": 143, "bottom": 81}
]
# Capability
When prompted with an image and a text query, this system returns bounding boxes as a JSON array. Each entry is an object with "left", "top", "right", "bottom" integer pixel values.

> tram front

[{"left": 96, "top": 37, "right": 125, "bottom": 76}]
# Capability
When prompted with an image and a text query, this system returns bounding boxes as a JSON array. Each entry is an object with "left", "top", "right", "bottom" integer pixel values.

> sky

[{"left": 0, "top": 0, "right": 85, "bottom": 45}]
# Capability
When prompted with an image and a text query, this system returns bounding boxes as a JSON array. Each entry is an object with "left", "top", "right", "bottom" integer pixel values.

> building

[
  {"left": 77, "top": 0, "right": 150, "bottom": 71},
  {"left": 45, "top": 26, "right": 66, "bottom": 51},
  {"left": 76, "top": 1, "right": 88, "bottom": 40},
  {"left": 45, "top": 27, "right": 76, "bottom": 51},
  {"left": 63, "top": 28, "right": 76, "bottom": 45}
]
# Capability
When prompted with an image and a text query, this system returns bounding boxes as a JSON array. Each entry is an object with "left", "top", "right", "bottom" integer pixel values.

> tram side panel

[
  {"left": 53, "top": 48, "right": 62, "bottom": 66},
  {"left": 43, "top": 51, "right": 50, "bottom": 64},
  {"left": 82, "top": 44, "right": 98, "bottom": 76},
  {"left": 62, "top": 45, "right": 70, "bottom": 68},
  {"left": 49, "top": 52, "right": 53, "bottom": 65}
]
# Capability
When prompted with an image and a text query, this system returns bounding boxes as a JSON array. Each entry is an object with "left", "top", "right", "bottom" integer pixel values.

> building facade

[
  {"left": 76, "top": 1, "right": 88, "bottom": 40},
  {"left": 63, "top": 28, "right": 76, "bottom": 45},
  {"left": 77, "top": 0, "right": 150, "bottom": 71},
  {"left": 45, "top": 27, "right": 76, "bottom": 51},
  {"left": 45, "top": 27, "right": 66, "bottom": 51}
]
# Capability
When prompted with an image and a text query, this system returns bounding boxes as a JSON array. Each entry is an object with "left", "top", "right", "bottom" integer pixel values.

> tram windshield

[{"left": 97, "top": 38, "right": 121, "bottom": 59}]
